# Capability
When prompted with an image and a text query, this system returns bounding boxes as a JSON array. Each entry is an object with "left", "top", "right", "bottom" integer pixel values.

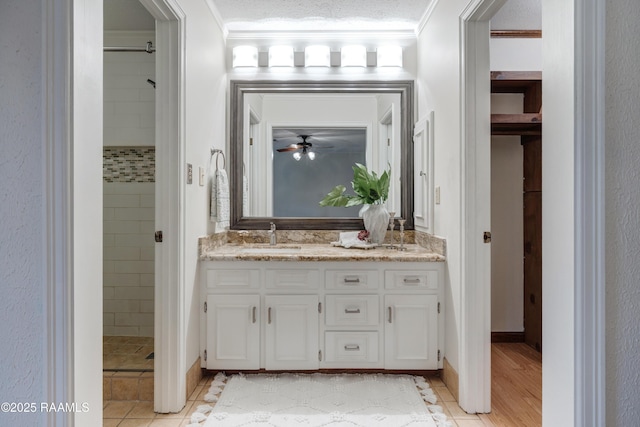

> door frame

[{"left": 139, "top": 0, "right": 187, "bottom": 413}]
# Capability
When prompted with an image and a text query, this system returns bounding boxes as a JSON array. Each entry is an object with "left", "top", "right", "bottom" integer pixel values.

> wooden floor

[{"left": 476, "top": 343, "right": 542, "bottom": 426}]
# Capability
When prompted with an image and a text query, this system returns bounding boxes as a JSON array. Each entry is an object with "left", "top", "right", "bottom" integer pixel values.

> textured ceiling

[
  {"left": 103, "top": 0, "right": 541, "bottom": 33},
  {"left": 213, "top": 0, "right": 432, "bottom": 31}
]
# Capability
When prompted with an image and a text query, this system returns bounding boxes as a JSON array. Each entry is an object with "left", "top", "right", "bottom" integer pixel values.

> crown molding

[
  {"left": 416, "top": 0, "right": 440, "bottom": 35},
  {"left": 204, "top": 0, "right": 229, "bottom": 38},
  {"left": 225, "top": 29, "right": 417, "bottom": 44}
]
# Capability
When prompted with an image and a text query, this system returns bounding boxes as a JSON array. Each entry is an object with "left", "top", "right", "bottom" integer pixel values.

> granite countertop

[{"left": 199, "top": 243, "right": 445, "bottom": 262}]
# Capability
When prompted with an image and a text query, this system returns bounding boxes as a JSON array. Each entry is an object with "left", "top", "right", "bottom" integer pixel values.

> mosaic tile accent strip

[{"left": 103, "top": 147, "right": 155, "bottom": 183}]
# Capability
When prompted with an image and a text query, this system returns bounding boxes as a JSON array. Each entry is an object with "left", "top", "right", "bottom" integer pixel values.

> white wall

[
  {"left": 181, "top": 0, "right": 228, "bottom": 373},
  {"left": 416, "top": 0, "right": 468, "bottom": 375},
  {"left": 104, "top": 31, "right": 156, "bottom": 146},
  {"left": 0, "top": 1, "right": 46, "bottom": 424},
  {"left": 542, "top": 0, "right": 575, "bottom": 424},
  {"left": 605, "top": 0, "right": 640, "bottom": 423},
  {"left": 490, "top": 38, "right": 542, "bottom": 71}
]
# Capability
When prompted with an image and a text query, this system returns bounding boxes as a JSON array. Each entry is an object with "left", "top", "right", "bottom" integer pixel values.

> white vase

[{"left": 361, "top": 204, "right": 390, "bottom": 244}]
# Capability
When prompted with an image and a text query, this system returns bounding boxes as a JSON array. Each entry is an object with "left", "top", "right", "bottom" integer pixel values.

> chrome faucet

[{"left": 269, "top": 222, "right": 277, "bottom": 246}]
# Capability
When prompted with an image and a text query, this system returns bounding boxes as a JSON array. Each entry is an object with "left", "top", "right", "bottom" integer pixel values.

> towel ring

[{"left": 211, "top": 148, "right": 226, "bottom": 171}]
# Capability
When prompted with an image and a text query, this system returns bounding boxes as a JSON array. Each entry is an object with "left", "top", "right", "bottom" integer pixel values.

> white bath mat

[{"left": 202, "top": 373, "right": 444, "bottom": 427}]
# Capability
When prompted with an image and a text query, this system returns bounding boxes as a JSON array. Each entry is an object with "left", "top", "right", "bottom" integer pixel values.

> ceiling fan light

[
  {"left": 341, "top": 45, "right": 367, "bottom": 67},
  {"left": 293, "top": 152, "right": 302, "bottom": 161},
  {"left": 305, "top": 45, "right": 331, "bottom": 67},
  {"left": 232, "top": 46, "right": 258, "bottom": 67},
  {"left": 269, "top": 46, "right": 294, "bottom": 67},
  {"left": 307, "top": 151, "right": 316, "bottom": 160},
  {"left": 377, "top": 45, "right": 403, "bottom": 67}
]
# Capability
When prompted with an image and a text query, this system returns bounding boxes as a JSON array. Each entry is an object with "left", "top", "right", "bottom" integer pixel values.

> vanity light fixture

[
  {"left": 376, "top": 45, "right": 403, "bottom": 67},
  {"left": 341, "top": 45, "right": 367, "bottom": 67},
  {"left": 232, "top": 46, "right": 258, "bottom": 67},
  {"left": 305, "top": 45, "right": 331, "bottom": 67},
  {"left": 268, "top": 46, "right": 295, "bottom": 67}
]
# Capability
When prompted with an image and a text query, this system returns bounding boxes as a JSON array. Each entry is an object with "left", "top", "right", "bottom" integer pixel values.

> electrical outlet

[
  {"left": 199, "top": 167, "right": 205, "bottom": 186},
  {"left": 187, "top": 163, "right": 193, "bottom": 184},
  {"left": 435, "top": 186, "right": 441, "bottom": 205}
]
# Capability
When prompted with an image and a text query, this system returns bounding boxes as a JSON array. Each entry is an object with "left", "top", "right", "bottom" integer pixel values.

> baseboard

[
  {"left": 442, "top": 358, "right": 459, "bottom": 402},
  {"left": 491, "top": 332, "right": 525, "bottom": 343},
  {"left": 186, "top": 357, "right": 203, "bottom": 400}
]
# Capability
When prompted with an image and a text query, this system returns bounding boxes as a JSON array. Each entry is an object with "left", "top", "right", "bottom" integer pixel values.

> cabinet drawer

[
  {"left": 325, "top": 295, "right": 379, "bottom": 326},
  {"left": 325, "top": 270, "right": 379, "bottom": 290},
  {"left": 266, "top": 269, "right": 319, "bottom": 289},
  {"left": 325, "top": 332, "right": 378, "bottom": 364},
  {"left": 384, "top": 270, "right": 438, "bottom": 290},
  {"left": 206, "top": 268, "right": 260, "bottom": 289}
]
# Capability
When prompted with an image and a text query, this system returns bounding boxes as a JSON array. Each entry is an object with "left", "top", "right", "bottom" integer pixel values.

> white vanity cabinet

[{"left": 200, "top": 259, "right": 444, "bottom": 372}]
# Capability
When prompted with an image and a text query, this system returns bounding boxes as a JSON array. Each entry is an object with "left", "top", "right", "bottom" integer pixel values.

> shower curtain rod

[{"left": 104, "top": 41, "right": 155, "bottom": 54}]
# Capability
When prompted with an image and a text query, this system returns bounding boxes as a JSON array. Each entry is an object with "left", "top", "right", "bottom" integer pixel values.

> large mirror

[{"left": 230, "top": 80, "right": 414, "bottom": 230}]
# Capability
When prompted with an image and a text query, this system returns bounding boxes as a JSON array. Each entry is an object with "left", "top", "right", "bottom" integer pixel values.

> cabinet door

[
  {"left": 206, "top": 294, "right": 260, "bottom": 370},
  {"left": 384, "top": 294, "right": 438, "bottom": 369},
  {"left": 265, "top": 295, "right": 319, "bottom": 370}
]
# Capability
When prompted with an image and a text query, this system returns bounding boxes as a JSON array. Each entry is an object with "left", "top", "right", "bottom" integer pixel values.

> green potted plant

[{"left": 319, "top": 163, "right": 391, "bottom": 244}]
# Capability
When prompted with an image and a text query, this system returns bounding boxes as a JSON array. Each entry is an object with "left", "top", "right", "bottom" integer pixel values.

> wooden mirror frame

[{"left": 229, "top": 80, "right": 415, "bottom": 230}]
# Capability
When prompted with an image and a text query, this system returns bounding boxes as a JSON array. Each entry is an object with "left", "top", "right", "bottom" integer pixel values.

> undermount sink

[{"left": 239, "top": 245, "right": 302, "bottom": 254}]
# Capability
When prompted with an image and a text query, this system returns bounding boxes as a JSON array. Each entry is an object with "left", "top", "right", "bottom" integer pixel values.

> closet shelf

[{"left": 491, "top": 113, "right": 542, "bottom": 136}]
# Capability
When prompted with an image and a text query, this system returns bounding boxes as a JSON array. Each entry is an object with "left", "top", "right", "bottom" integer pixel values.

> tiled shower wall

[{"left": 103, "top": 147, "right": 155, "bottom": 337}]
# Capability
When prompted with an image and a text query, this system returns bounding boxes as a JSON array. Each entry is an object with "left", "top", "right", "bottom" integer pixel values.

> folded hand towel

[
  {"left": 210, "top": 168, "right": 230, "bottom": 230},
  {"left": 338, "top": 231, "right": 362, "bottom": 248}
]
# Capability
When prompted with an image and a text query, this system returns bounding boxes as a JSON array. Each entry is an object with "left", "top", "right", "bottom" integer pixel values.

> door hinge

[
  {"left": 249, "top": 137, "right": 254, "bottom": 146},
  {"left": 387, "top": 138, "right": 391, "bottom": 147},
  {"left": 318, "top": 302, "right": 322, "bottom": 314},
  {"left": 437, "top": 350, "right": 441, "bottom": 362},
  {"left": 319, "top": 350, "right": 322, "bottom": 362},
  {"left": 483, "top": 231, "right": 492, "bottom": 243},
  {"left": 154, "top": 230, "right": 163, "bottom": 242},
  {"left": 204, "top": 349, "right": 207, "bottom": 361},
  {"left": 437, "top": 302, "right": 441, "bottom": 314},
  {"left": 204, "top": 302, "right": 207, "bottom": 313}
]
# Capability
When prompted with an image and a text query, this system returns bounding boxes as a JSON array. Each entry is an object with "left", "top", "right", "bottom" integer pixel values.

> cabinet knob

[
  {"left": 343, "top": 276, "right": 361, "bottom": 284},
  {"left": 344, "top": 344, "right": 360, "bottom": 351},
  {"left": 344, "top": 307, "right": 361, "bottom": 314},
  {"left": 388, "top": 306, "right": 393, "bottom": 323},
  {"left": 252, "top": 306, "right": 257, "bottom": 323}
]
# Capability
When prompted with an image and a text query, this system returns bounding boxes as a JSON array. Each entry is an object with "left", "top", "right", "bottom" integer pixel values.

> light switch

[
  {"left": 199, "top": 167, "right": 205, "bottom": 186},
  {"left": 435, "top": 186, "right": 441, "bottom": 205}
]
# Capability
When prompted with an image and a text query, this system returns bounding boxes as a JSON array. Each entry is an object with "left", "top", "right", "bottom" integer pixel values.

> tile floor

[
  {"left": 104, "top": 336, "right": 154, "bottom": 371},
  {"left": 103, "top": 373, "right": 488, "bottom": 427}
]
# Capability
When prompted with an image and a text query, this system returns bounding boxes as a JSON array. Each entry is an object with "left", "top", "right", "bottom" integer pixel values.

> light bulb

[
  {"left": 293, "top": 152, "right": 302, "bottom": 161},
  {"left": 269, "top": 46, "right": 294, "bottom": 67},
  {"left": 341, "top": 45, "right": 367, "bottom": 67},
  {"left": 307, "top": 151, "right": 316, "bottom": 160},
  {"left": 305, "top": 45, "right": 331, "bottom": 67}
]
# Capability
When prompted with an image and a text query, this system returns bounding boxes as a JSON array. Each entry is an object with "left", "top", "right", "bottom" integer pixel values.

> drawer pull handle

[
  {"left": 268, "top": 307, "right": 272, "bottom": 324},
  {"left": 344, "top": 307, "right": 361, "bottom": 314},
  {"left": 344, "top": 345, "right": 360, "bottom": 351},
  {"left": 388, "top": 306, "right": 393, "bottom": 323},
  {"left": 403, "top": 277, "right": 422, "bottom": 284},
  {"left": 252, "top": 306, "right": 257, "bottom": 323},
  {"left": 343, "top": 276, "right": 361, "bottom": 284}
]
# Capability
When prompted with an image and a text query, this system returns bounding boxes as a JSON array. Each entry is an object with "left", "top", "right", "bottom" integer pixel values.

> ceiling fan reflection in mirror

[
  {"left": 276, "top": 134, "right": 318, "bottom": 160},
  {"left": 273, "top": 127, "right": 365, "bottom": 161}
]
